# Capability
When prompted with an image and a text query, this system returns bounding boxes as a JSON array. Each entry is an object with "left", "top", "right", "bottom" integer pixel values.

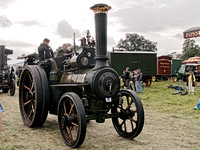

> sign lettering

[{"left": 184, "top": 30, "right": 200, "bottom": 39}]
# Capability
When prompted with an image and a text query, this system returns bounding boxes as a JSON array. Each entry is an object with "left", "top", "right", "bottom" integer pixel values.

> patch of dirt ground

[{"left": 0, "top": 87, "right": 200, "bottom": 150}]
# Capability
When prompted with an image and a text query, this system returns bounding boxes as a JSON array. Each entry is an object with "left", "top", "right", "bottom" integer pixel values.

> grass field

[
  {"left": 139, "top": 80, "right": 200, "bottom": 119},
  {"left": 0, "top": 80, "right": 200, "bottom": 149}
]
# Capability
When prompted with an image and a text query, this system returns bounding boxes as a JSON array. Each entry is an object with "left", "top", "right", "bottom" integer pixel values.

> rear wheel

[
  {"left": 58, "top": 92, "right": 86, "bottom": 148},
  {"left": 19, "top": 65, "right": 49, "bottom": 127},
  {"left": 112, "top": 89, "right": 144, "bottom": 138}
]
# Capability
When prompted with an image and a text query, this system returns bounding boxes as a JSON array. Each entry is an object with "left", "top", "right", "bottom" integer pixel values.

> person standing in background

[
  {"left": 124, "top": 67, "right": 130, "bottom": 89},
  {"left": 187, "top": 70, "right": 196, "bottom": 94},
  {"left": 120, "top": 70, "right": 126, "bottom": 88},
  {"left": 135, "top": 69, "right": 143, "bottom": 93}
]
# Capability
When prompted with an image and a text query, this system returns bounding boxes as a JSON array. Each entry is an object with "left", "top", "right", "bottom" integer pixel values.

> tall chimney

[
  {"left": 0, "top": 45, "right": 5, "bottom": 71},
  {"left": 90, "top": 4, "right": 111, "bottom": 68}
]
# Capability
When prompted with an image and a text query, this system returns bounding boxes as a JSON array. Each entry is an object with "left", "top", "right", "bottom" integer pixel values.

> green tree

[
  {"left": 181, "top": 39, "right": 200, "bottom": 60},
  {"left": 167, "top": 52, "right": 182, "bottom": 59},
  {"left": 117, "top": 33, "right": 157, "bottom": 52}
]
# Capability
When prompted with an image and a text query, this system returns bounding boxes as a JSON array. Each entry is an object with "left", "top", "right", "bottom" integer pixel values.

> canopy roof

[{"left": 181, "top": 57, "right": 200, "bottom": 64}]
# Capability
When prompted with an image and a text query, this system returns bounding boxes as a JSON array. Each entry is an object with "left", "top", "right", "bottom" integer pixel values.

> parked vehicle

[
  {"left": 0, "top": 45, "right": 15, "bottom": 96},
  {"left": 176, "top": 57, "right": 200, "bottom": 81},
  {"left": 109, "top": 52, "right": 182, "bottom": 86},
  {"left": 155, "top": 56, "right": 182, "bottom": 81},
  {"left": 18, "top": 4, "right": 144, "bottom": 148},
  {"left": 109, "top": 50, "right": 157, "bottom": 86}
]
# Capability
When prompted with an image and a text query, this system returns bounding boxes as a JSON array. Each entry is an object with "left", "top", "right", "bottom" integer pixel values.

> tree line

[{"left": 116, "top": 33, "right": 200, "bottom": 60}]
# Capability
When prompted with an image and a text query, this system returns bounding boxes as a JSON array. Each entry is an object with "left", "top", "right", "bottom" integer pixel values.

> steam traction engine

[
  {"left": 19, "top": 4, "right": 144, "bottom": 148},
  {"left": 0, "top": 45, "right": 15, "bottom": 96}
]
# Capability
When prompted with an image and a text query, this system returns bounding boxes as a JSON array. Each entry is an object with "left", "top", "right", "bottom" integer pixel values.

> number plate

[{"left": 105, "top": 97, "right": 112, "bottom": 102}]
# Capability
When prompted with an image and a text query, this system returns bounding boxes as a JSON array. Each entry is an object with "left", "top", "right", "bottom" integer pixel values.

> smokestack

[
  {"left": 90, "top": 4, "right": 111, "bottom": 68},
  {"left": 0, "top": 45, "right": 5, "bottom": 71}
]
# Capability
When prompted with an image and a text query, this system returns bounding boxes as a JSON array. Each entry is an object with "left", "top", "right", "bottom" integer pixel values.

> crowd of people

[{"left": 120, "top": 67, "right": 143, "bottom": 93}]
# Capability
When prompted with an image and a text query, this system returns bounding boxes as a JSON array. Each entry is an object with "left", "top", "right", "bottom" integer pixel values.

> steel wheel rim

[
  {"left": 117, "top": 94, "right": 138, "bottom": 134},
  {"left": 20, "top": 70, "right": 36, "bottom": 125},
  {"left": 112, "top": 90, "right": 144, "bottom": 138},
  {"left": 59, "top": 97, "right": 80, "bottom": 146}
]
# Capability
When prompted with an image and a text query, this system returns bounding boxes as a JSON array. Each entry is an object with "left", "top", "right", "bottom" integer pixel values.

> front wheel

[
  {"left": 58, "top": 92, "right": 86, "bottom": 148},
  {"left": 112, "top": 89, "right": 144, "bottom": 138}
]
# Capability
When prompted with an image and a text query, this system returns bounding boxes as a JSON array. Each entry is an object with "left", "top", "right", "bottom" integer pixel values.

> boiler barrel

[{"left": 95, "top": 13, "right": 107, "bottom": 60}]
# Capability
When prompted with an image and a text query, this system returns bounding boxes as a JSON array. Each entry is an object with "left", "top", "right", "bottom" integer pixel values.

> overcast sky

[{"left": 1, "top": 0, "right": 200, "bottom": 64}]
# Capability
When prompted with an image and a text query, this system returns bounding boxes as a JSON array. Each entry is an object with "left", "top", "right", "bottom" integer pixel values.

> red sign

[
  {"left": 157, "top": 56, "right": 172, "bottom": 76},
  {"left": 183, "top": 29, "right": 200, "bottom": 39}
]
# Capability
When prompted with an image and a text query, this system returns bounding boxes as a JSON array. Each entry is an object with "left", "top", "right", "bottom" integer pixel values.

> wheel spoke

[
  {"left": 24, "top": 85, "right": 31, "bottom": 91},
  {"left": 24, "top": 99, "right": 32, "bottom": 106},
  {"left": 126, "top": 100, "right": 133, "bottom": 109},
  {"left": 126, "top": 96, "right": 129, "bottom": 106},
  {"left": 30, "top": 82, "right": 34, "bottom": 91},
  {"left": 27, "top": 107, "right": 34, "bottom": 119},
  {"left": 120, "top": 120, "right": 125, "bottom": 127},
  {"left": 71, "top": 122, "right": 78, "bottom": 127},
  {"left": 69, "top": 104, "right": 74, "bottom": 115},
  {"left": 67, "top": 126, "right": 73, "bottom": 141},
  {"left": 129, "top": 117, "right": 137, "bottom": 123},
  {"left": 124, "top": 120, "right": 127, "bottom": 132},
  {"left": 24, "top": 85, "right": 34, "bottom": 95},
  {"left": 130, "top": 117, "right": 134, "bottom": 131},
  {"left": 63, "top": 103, "right": 67, "bottom": 115}
]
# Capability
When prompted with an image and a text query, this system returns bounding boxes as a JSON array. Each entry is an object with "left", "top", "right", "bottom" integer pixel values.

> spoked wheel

[
  {"left": 112, "top": 89, "right": 144, "bottom": 138},
  {"left": 10, "top": 79, "right": 15, "bottom": 96},
  {"left": 58, "top": 92, "right": 86, "bottom": 148},
  {"left": 19, "top": 65, "right": 49, "bottom": 127}
]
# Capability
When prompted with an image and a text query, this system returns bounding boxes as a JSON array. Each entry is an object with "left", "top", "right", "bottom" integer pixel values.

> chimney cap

[{"left": 90, "top": 3, "right": 111, "bottom": 14}]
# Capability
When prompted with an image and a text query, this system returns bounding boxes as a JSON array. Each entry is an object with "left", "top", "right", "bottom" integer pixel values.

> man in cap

[{"left": 38, "top": 38, "right": 54, "bottom": 61}]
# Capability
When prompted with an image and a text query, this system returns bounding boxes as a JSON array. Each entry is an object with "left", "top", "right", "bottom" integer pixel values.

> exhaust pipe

[
  {"left": 0, "top": 45, "right": 5, "bottom": 71},
  {"left": 90, "top": 4, "right": 111, "bottom": 68}
]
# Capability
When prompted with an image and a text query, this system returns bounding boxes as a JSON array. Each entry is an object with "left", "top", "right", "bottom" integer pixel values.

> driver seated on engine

[
  {"left": 57, "top": 44, "right": 73, "bottom": 58},
  {"left": 55, "top": 44, "right": 74, "bottom": 70}
]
